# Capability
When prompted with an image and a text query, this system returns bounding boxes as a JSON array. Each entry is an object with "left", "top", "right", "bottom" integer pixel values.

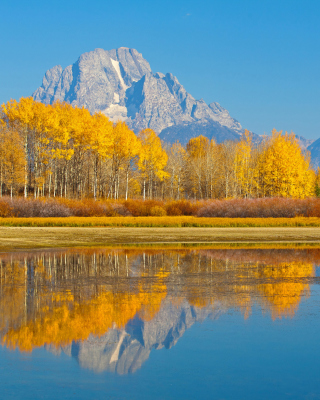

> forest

[{"left": 0, "top": 97, "right": 317, "bottom": 203}]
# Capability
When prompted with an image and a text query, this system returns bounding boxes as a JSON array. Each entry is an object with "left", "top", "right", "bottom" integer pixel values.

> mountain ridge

[
  {"left": 33, "top": 47, "right": 244, "bottom": 143},
  {"left": 33, "top": 47, "right": 317, "bottom": 156}
]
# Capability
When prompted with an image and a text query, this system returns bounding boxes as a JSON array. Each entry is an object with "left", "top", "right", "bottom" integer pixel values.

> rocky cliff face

[
  {"left": 33, "top": 47, "right": 243, "bottom": 142},
  {"left": 46, "top": 299, "right": 224, "bottom": 374},
  {"left": 33, "top": 47, "right": 318, "bottom": 160},
  {"left": 33, "top": 47, "right": 151, "bottom": 114}
]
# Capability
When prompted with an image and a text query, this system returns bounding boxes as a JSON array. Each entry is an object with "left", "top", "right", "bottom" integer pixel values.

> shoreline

[{"left": 2, "top": 226, "right": 320, "bottom": 250}]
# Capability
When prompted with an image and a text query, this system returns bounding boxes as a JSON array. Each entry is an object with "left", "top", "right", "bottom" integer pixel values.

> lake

[{"left": 1, "top": 247, "right": 320, "bottom": 399}]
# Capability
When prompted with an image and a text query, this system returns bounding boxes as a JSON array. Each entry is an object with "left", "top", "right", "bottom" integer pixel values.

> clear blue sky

[{"left": 1, "top": 0, "right": 319, "bottom": 139}]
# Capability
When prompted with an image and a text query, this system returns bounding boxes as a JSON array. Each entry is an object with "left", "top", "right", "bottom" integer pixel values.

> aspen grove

[{"left": 0, "top": 97, "right": 317, "bottom": 200}]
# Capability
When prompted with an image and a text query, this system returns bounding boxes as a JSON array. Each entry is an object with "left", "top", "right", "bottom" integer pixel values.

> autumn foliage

[
  {"left": 0, "top": 97, "right": 317, "bottom": 203},
  {"left": 1, "top": 196, "right": 320, "bottom": 219},
  {"left": 0, "top": 248, "right": 317, "bottom": 352}
]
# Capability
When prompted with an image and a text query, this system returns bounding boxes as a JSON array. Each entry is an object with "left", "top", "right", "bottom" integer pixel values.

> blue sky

[{"left": 1, "top": 0, "right": 319, "bottom": 139}]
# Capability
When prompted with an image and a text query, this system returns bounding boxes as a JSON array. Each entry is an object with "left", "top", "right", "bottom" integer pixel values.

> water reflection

[{"left": 0, "top": 248, "right": 319, "bottom": 374}]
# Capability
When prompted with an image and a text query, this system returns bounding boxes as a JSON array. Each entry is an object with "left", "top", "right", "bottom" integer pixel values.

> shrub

[
  {"left": 124, "top": 199, "right": 165, "bottom": 216},
  {"left": 197, "top": 198, "right": 317, "bottom": 218},
  {"left": 0, "top": 199, "right": 13, "bottom": 217},
  {"left": 2, "top": 196, "right": 320, "bottom": 219},
  {"left": 149, "top": 206, "right": 167, "bottom": 216},
  {"left": 0, "top": 197, "right": 71, "bottom": 217},
  {"left": 110, "top": 202, "right": 132, "bottom": 216},
  {"left": 166, "top": 200, "right": 203, "bottom": 216},
  {"left": 56, "top": 198, "right": 115, "bottom": 217}
]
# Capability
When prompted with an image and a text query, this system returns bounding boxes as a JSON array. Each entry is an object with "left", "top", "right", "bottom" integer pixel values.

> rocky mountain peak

[
  {"left": 46, "top": 299, "right": 224, "bottom": 374},
  {"left": 33, "top": 47, "right": 244, "bottom": 143}
]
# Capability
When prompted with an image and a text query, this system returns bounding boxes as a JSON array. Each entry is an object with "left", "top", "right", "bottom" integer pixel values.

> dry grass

[{"left": 1, "top": 216, "right": 320, "bottom": 227}]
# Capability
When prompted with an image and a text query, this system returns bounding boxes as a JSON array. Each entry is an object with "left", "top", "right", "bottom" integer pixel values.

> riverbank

[{"left": 1, "top": 226, "right": 320, "bottom": 250}]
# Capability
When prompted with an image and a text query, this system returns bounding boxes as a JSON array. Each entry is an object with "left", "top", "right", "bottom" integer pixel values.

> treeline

[{"left": 0, "top": 97, "right": 317, "bottom": 200}]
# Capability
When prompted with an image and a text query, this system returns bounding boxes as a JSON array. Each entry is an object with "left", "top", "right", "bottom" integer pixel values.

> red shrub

[
  {"left": 0, "top": 198, "right": 13, "bottom": 217},
  {"left": 0, "top": 197, "right": 72, "bottom": 217},
  {"left": 165, "top": 200, "right": 202, "bottom": 216},
  {"left": 123, "top": 199, "right": 165, "bottom": 216},
  {"left": 197, "top": 198, "right": 317, "bottom": 218}
]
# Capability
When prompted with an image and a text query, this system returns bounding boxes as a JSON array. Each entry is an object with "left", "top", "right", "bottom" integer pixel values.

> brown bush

[
  {"left": 166, "top": 200, "right": 202, "bottom": 216},
  {"left": 197, "top": 198, "right": 318, "bottom": 218},
  {"left": 55, "top": 198, "right": 116, "bottom": 217},
  {"left": 0, "top": 197, "right": 71, "bottom": 217},
  {"left": 123, "top": 199, "right": 165, "bottom": 216},
  {"left": 0, "top": 199, "right": 13, "bottom": 217},
  {"left": 110, "top": 202, "right": 132, "bottom": 216},
  {"left": 2, "top": 196, "right": 320, "bottom": 219}
]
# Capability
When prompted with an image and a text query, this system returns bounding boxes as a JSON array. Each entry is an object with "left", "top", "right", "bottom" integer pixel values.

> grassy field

[
  {"left": 2, "top": 216, "right": 320, "bottom": 227},
  {"left": 1, "top": 226, "right": 320, "bottom": 250}
]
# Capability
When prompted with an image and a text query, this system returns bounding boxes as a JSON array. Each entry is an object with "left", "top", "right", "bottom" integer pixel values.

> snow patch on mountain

[
  {"left": 110, "top": 58, "right": 129, "bottom": 90},
  {"left": 33, "top": 47, "right": 243, "bottom": 141}
]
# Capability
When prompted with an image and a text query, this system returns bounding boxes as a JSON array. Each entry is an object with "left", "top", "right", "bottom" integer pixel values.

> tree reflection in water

[{"left": 0, "top": 248, "right": 318, "bottom": 373}]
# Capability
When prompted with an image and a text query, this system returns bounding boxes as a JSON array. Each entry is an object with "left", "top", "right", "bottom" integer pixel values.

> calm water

[{"left": 1, "top": 247, "right": 320, "bottom": 399}]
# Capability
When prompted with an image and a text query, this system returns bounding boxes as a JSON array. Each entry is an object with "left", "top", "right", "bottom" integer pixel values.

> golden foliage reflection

[{"left": 0, "top": 248, "right": 317, "bottom": 352}]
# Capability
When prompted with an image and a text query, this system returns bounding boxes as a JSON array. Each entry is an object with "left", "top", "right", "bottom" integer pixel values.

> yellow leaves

[
  {"left": 234, "top": 129, "right": 257, "bottom": 197},
  {"left": 258, "top": 129, "right": 314, "bottom": 198},
  {"left": 2, "top": 275, "right": 168, "bottom": 352},
  {"left": 0, "top": 248, "right": 318, "bottom": 354},
  {"left": 185, "top": 136, "right": 217, "bottom": 198},
  {"left": 0, "top": 126, "right": 26, "bottom": 190},
  {"left": 1, "top": 97, "right": 35, "bottom": 126},
  {"left": 110, "top": 121, "right": 141, "bottom": 164},
  {"left": 138, "top": 129, "right": 168, "bottom": 180},
  {"left": 186, "top": 135, "right": 209, "bottom": 159},
  {"left": 90, "top": 112, "right": 113, "bottom": 158},
  {"left": 257, "top": 261, "right": 314, "bottom": 319},
  {"left": 0, "top": 96, "right": 317, "bottom": 201}
]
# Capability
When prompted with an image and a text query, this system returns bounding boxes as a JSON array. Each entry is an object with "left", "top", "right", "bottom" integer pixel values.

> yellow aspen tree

[
  {"left": 138, "top": 129, "right": 168, "bottom": 200},
  {"left": 186, "top": 135, "right": 209, "bottom": 199},
  {"left": 0, "top": 119, "right": 6, "bottom": 196},
  {"left": 115, "top": 123, "right": 141, "bottom": 200},
  {"left": 216, "top": 141, "right": 238, "bottom": 198},
  {"left": 2, "top": 128, "right": 26, "bottom": 198},
  {"left": 107, "top": 121, "right": 132, "bottom": 199},
  {"left": 234, "top": 130, "right": 258, "bottom": 198},
  {"left": 166, "top": 141, "right": 186, "bottom": 199},
  {"left": 2, "top": 97, "right": 35, "bottom": 197},
  {"left": 90, "top": 112, "right": 113, "bottom": 199},
  {"left": 30, "top": 101, "right": 54, "bottom": 197},
  {"left": 258, "top": 129, "right": 315, "bottom": 198},
  {"left": 205, "top": 139, "right": 219, "bottom": 199},
  {"left": 50, "top": 102, "right": 75, "bottom": 197}
]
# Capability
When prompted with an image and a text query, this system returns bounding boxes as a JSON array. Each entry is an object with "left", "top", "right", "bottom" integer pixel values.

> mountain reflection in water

[{"left": 0, "top": 248, "right": 319, "bottom": 374}]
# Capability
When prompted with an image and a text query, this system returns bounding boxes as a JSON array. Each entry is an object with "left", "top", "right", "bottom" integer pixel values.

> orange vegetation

[
  {"left": 0, "top": 248, "right": 317, "bottom": 352},
  {"left": 0, "top": 97, "right": 317, "bottom": 201}
]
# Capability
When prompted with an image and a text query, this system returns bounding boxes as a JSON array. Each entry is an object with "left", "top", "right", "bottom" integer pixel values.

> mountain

[
  {"left": 159, "top": 120, "right": 245, "bottom": 145},
  {"left": 46, "top": 299, "right": 225, "bottom": 374},
  {"left": 33, "top": 47, "right": 317, "bottom": 154},
  {"left": 33, "top": 47, "right": 243, "bottom": 142}
]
